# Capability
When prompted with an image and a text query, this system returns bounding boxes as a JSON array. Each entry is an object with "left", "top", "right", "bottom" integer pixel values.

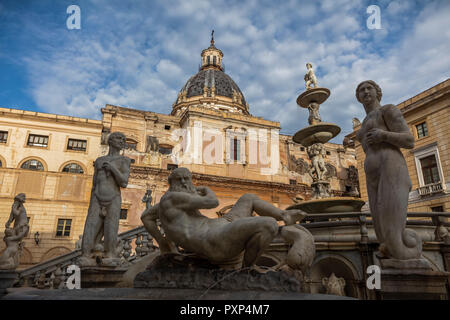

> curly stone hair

[{"left": 356, "top": 80, "right": 382, "bottom": 103}]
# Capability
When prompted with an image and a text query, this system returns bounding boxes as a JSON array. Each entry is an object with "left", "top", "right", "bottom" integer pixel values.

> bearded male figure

[{"left": 141, "top": 168, "right": 307, "bottom": 269}]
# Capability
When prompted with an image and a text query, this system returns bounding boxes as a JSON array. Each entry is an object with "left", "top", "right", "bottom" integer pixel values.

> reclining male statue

[{"left": 141, "top": 167, "right": 314, "bottom": 270}]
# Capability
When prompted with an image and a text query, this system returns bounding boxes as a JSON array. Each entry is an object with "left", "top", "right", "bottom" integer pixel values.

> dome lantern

[{"left": 200, "top": 30, "right": 224, "bottom": 71}]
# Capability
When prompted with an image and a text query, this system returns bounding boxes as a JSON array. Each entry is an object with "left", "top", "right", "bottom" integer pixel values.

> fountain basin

[
  {"left": 296, "top": 87, "right": 330, "bottom": 108},
  {"left": 286, "top": 197, "right": 365, "bottom": 214},
  {"left": 293, "top": 123, "right": 341, "bottom": 147}
]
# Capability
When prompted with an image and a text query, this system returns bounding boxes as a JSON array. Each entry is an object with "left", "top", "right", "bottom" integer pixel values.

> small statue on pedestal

[
  {"left": 0, "top": 193, "right": 29, "bottom": 270},
  {"left": 304, "top": 62, "right": 318, "bottom": 90}
]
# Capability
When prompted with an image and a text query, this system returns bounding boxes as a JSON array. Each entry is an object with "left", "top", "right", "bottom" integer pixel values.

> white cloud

[{"left": 8, "top": 0, "right": 447, "bottom": 146}]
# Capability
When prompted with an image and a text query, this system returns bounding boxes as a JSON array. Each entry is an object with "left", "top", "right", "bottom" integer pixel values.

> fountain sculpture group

[{"left": 1, "top": 62, "right": 447, "bottom": 300}]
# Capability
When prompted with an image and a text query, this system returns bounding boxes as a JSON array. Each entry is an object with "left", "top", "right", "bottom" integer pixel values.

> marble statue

[
  {"left": 141, "top": 167, "right": 310, "bottom": 269},
  {"left": 355, "top": 80, "right": 423, "bottom": 261},
  {"left": 307, "top": 102, "right": 321, "bottom": 125},
  {"left": 307, "top": 143, "right": 327, "bottom": 182},
  {"left": 78, "top": 132, "right": 131, "bottom": 267},
  {"left": 352, "top": 117, "right": 361, "bottom": 128},
  {"left": 304, "top": 62, "right": 318, "bottom": 90},
  {"left": 0, "top": 194, "right": 29, "bottom": 270},
  {"left": 322, "top": 273, "right": 346, "bottom": 296}
]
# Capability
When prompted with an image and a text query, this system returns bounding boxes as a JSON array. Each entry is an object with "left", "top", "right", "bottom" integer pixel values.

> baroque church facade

[{"left": 0, "top": 38, "right": 358, "bottom": 267}]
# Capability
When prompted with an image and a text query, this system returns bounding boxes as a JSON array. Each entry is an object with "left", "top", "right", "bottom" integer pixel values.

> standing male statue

[
  {"left": 79, "top": 132, "right": 131, "bottom": 266},
  {"left": 0, "top": 193, "right": 29, "bottom": 270},
  {"left": 355, "top": 80, "right": 423, "bottom": 262},
  {"left": 141, "top": 167, "right": 309, "bottom": 269}
]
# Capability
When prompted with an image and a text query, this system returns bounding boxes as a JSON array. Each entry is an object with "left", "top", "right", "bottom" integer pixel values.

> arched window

[
  {"left": 62, "top": 163, "right": 84, "bottom": 174},
  {"left": 21, "top": 159, "right": 44, "bottom": 171}
]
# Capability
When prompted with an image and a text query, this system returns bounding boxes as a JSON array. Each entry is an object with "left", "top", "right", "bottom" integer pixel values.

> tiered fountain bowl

[
  {"left": 287, "top": 197, "right": 365, "bottom": 214},
  {"left": 289, "top": 86, "right": 365, "bottom": 216}
]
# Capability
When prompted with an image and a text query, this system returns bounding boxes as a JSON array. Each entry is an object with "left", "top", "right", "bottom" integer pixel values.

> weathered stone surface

[
  {"left": 78, "top": 132, "right": 131, "bottom": 267},
  {"left": 134, "top": 253, "right": 301, "bottom": 292},
  {"left": 2, "top": 287, "right": 355, "bottom": 300},
  {"left": 356, "top": 80, "right": 423, "bottom": 261},
  {"left": 378, "top": 269, "right": 449, "bottom": 300}
]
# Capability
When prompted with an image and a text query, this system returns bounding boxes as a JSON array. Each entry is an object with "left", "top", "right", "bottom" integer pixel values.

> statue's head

[
  {"left": 107, "top": 132, "right": 126, "bottom": 150},
  {"left": 306, "top": 62, "right": 312, "bottom": 69},
  {"left": 168, "top": 167, "right": 196, "bottom": 193},
  {"left": 14, "top": 193, "right": 26, "bottom": 203},
  {"left": 356, "top": 80, "right": 382, "bottom": 104}
]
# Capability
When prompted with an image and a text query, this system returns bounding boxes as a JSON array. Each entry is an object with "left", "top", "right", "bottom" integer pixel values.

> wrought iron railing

[{"left": 418, "top": 181, "right": 445, "bottom": 196}]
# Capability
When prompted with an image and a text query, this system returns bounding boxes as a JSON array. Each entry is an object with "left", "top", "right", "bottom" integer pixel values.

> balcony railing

[{"left": 417, "top": 181, "right": 444, "bottom": 196}]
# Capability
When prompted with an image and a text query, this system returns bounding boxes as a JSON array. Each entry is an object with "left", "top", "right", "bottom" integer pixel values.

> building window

[
  {"left": 420, "top": 155, "right": 440, "bottom": 185},
  {"left": 289, "top": 179, "right": 297, "bottom": 185},
  {"left": 167, "top": 164, "right": 178, "bottom": 171},
  {"left": 62, "top": 163, "right": 84, "bottom": 174},
  {"left": 0, "top": 160, "right": 2, "bottom": 167},
  {"left": 21, "top": 159, "right": 44, "bottom": 171},
  {"left": 164, "top": 125, "right": 171, "bottom": 130},
  {"left": 120, "top": 209, "right": 128, "bottom": 220},
  {"left": 431, "top": 206, "right": 444, "bottom": 212},
  {"left": 300, "top": 147, "right": 305, "bottom": 151},
  {"left": 413, "top": 143, "right": 444, "bottom": 188},
  {"left": 56, "top": 219, "right": 72, "bottom": 237},
  {"left": 326, "top": 151, "right": 331, "bottom": 155},
  {"left": 27, "top": 134, "right": 49, "bottom": 147},
  {"left": 67, "top": 138, "right": 87, "bottom": 151},
  {"left": 0, "top": 131, "right": 8, "bottom": 143},
  {"left": 159, "top": 145, "right": 173, "bottom": 155},
  {"left": 416, "top": 122, "right": 428, "bottom": 139},
  {"left": 231, "top": 137, "right": 240, "bottom": 161}
]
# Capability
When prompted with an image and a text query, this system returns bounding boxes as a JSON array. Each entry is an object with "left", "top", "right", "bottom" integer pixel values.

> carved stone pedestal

[
  {"left": 0, "top": 270, "right": 18, "bottom": 296},
  {"left": 134, "top": 254, "right": 301, "bottom": 293},
  {"left": 377, "top": 268, "right": 449, "bottom": 300},
  {"left": 80, "top": 266, "right": 128, "bottom": 288}
]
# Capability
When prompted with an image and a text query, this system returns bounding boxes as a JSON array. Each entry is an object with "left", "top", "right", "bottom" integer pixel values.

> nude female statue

[{"left": 355, "top": 80, "right": 422, "bottom": 260}]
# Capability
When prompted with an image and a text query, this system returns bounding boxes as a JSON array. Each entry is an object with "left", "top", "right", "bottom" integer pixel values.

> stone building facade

[
  {"left": 347, "top": 79, "right": 450, "bottom": 212},
  {"left": 0, "top": 108, "right": 102, "bottom": 267},
  {"left": 0, "top": 39, "right": 358, "bottom": 267}
]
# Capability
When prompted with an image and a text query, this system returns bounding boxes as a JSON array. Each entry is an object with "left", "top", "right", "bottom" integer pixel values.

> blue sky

[{"left": 0, "top": 0, "right": 449, "bottom": 142}]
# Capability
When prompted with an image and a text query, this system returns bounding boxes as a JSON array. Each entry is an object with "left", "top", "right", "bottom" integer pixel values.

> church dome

[{"left": 172, "top": 32, "right": 249, "bottom": 116}]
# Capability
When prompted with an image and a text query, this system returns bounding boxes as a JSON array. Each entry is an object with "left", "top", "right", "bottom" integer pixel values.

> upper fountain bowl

[
  {"left": 293, "top": 123, "right": 341, "bottom": 147},
  {"left": 297, "top": 87, "right": 330, "bottom": 108}
]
